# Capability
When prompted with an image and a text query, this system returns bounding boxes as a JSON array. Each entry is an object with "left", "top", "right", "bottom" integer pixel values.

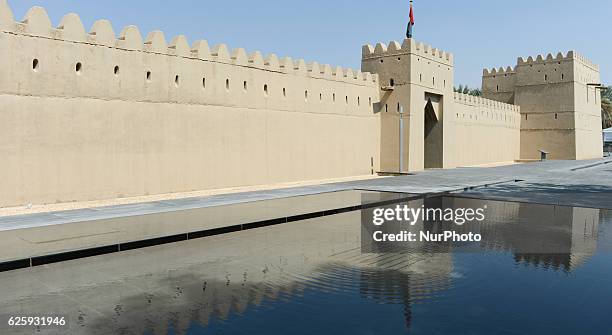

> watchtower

[
  {"left": 483, "top": 51, "right": 603, "bottom": 160},
  {"left": 362, "top": 38, "right": 454, "bottom": 172}
]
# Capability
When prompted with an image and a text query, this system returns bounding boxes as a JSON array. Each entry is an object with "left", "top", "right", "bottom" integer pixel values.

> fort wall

[
  {"left": 450, "top": 93, "right": 521, "bottom": 166},
  {"left": 0, "top": 2, "right": 381, "bottom": 207}
]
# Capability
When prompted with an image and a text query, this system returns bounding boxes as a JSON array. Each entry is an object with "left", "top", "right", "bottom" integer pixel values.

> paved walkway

[{"left": 1, "top": 158, "right": 611, "bottom": 230}]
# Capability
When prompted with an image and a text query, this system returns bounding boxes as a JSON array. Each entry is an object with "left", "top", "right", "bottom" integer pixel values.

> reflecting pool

[{"left": 0, "top": 197, "right": 611, "bottom": 334}]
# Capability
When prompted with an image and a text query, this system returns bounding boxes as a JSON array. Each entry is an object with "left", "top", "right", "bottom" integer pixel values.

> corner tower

[
  {"left": 362, "top": 39, "right": 454, "bottom": 172},
  {"left": 483, "top": 51, "right": 603, "bottom": 160}
]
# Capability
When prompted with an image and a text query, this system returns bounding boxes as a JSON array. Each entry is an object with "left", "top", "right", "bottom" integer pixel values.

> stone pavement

[{"left": 1, "top": 158, "right": 611, "bottom": 231}]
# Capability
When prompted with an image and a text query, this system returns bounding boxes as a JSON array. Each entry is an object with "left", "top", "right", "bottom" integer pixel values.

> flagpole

[{"left": 407, "top": 0, "right": 414, "bottom": 39}]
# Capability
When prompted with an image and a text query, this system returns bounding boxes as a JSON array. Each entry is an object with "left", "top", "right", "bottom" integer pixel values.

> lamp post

[{"left": 399, "top": 105, "right": 405, "bottom": 173}]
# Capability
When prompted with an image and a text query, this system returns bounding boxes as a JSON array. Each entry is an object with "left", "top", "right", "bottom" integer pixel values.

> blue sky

[{"left": 7, "top": 0, "right": 611, "bottom": 88}]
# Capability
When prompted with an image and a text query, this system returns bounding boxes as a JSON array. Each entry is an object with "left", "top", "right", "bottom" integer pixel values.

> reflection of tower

[
  {"left": 359, "top": 269, "right": 413, "bottom": 330},
  {"left": 445, "top": 197, "right": 600, "bottom": 272}
]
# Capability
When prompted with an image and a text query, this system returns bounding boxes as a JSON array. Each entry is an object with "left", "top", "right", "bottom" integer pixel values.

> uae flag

[{"left": 406, "top": 2, "right": 415, "bottom": 38}]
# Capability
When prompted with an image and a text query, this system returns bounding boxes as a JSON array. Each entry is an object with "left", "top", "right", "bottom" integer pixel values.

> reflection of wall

[{"left": 0, "top": 211, "right": 452, "bottom": 334}]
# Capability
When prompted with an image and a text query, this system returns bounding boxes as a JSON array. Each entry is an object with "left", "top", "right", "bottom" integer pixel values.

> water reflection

[
  {"left": 0, "top": 197, "right": 609, "bottom": 334},
  {"left": 363, "top": 197, "right": 602, "bottom": 272}
]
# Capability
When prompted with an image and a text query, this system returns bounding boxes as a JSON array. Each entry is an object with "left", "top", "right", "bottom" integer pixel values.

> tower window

[
  {"left": 390, "top": 78, "right": 395, "bottom": 87},
  {"left": 32, "top": 58, "right": 39, "bottom": 71}
]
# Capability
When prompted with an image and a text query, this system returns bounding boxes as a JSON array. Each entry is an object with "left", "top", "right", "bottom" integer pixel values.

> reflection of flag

[{"left": 406, "top": 2, "right": 415, "bottom": 38}]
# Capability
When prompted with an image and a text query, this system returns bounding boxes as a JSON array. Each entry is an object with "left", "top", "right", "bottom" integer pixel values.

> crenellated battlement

[
  {"left": 483, "top": 66, "right": 516, "bottom": 77},
  {"left": 362, "top": 38, "right": 453, "bottom": 65},
  {"left": 517, "top": 51, "right": 599, "bottom": 71},
  {"left": 453, "top": 92, "right": 520, "bottom": 113},
  {"left": 0, "top": 2, "right": 377, "bottom": 86}
]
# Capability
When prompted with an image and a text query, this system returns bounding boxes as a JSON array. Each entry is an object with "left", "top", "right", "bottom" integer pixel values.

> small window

[
  {"left": 305, "top": 90, "right": 308, "bottom": 101},
  {"left": 32, "top": 59, "right": 39, "bottom": 71},
  {"left": 385, "top": 104, "right": 388, "bottom": 113},
  {"left": 497, "top": 85, "right": 499, "bottom": 92},
  {"left": 114, "top": 65, "right": 120, "bottom": 76},
  {"left": 357, "top": 97, "right": 360, "bottom": 106},
  {"left": 419, "top": 74, "right": 422, "bottom": 82},
  {"left": 283, "top": 88, "right": 287, "bottom": 97},
  {"left": 146, "top": 71, "right": 152, "bottom": 82},
  {"left": 390, "top": 78, "right": 395, "bottom": 87},
  {"left": 397, "top": 103, "right": 400, "bottom": 112},
  {"left": 319, "top": 93, "right": 322, "bottom": 101},
  {"left": 174, "top": 75, "right": 180, "bottom": 87},
  {"left": 345, "top": 96, "right": 348, "bottom": 104},
  {"left": 226, "top": 79, "right": 230, "bottom": 91},
  {"left": 202, "top": 77, "right": 206, "bottom": 89},
  {"left": 380, "top": 59, "right": 384, "bottom": 63},
  {"left": 545, "top": 74, "right": 548, "bottom": 81},
  {"left": 555, "top": 113, "right": 558, "bottom": 120},
  {"left": 369, "top": 97, "right": 372, "bottom": 106},
  {"left": 264, "top": 84, "right": 269, "bottom": 96},
  {"left": 561, "top": 74, "right": 565, "bottom": 80},
  {"left": 243, "top": 81, "right": 248, "bottom": 91},
  {"left": 433, "top": 77, "right": 435, "bottom": 85},
  {"left": 333, "top": 93, "right": 336, "bottom": 102},
  {"left": 397, "top": 57, "right": 401, "bottom": 61},
  {"left": 75, "top": 62, "right": 82, "bottom": 74}
]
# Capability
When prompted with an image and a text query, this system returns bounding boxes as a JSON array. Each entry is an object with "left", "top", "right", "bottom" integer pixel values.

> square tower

[
  {"left": 483, "top": 51, "right": 603, "bottom": 160},
  {"left": 362, "top": 39, "right": 454, "bottom": 172}
]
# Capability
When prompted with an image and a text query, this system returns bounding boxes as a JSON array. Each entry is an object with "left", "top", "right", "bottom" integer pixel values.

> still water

[{"left": 0, "top": 197, "right": 611, "bottom": 334}]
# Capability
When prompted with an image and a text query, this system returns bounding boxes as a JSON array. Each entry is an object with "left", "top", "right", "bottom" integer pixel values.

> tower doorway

[{"left": 424, "top": 94, "right": 443, "bottom": 169}]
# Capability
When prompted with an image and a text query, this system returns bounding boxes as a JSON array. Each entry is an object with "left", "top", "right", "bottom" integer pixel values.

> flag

[{"left": 406, "top": 2, "right": 415, "bottom": 39}]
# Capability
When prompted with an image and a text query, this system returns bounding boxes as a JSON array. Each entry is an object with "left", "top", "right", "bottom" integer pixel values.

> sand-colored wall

[
  {"left": 450, "top": 93, "right": 521, "bottom": 167},
  {"left": 0, "top": 3, "right": 381, "bottom": 207}
]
